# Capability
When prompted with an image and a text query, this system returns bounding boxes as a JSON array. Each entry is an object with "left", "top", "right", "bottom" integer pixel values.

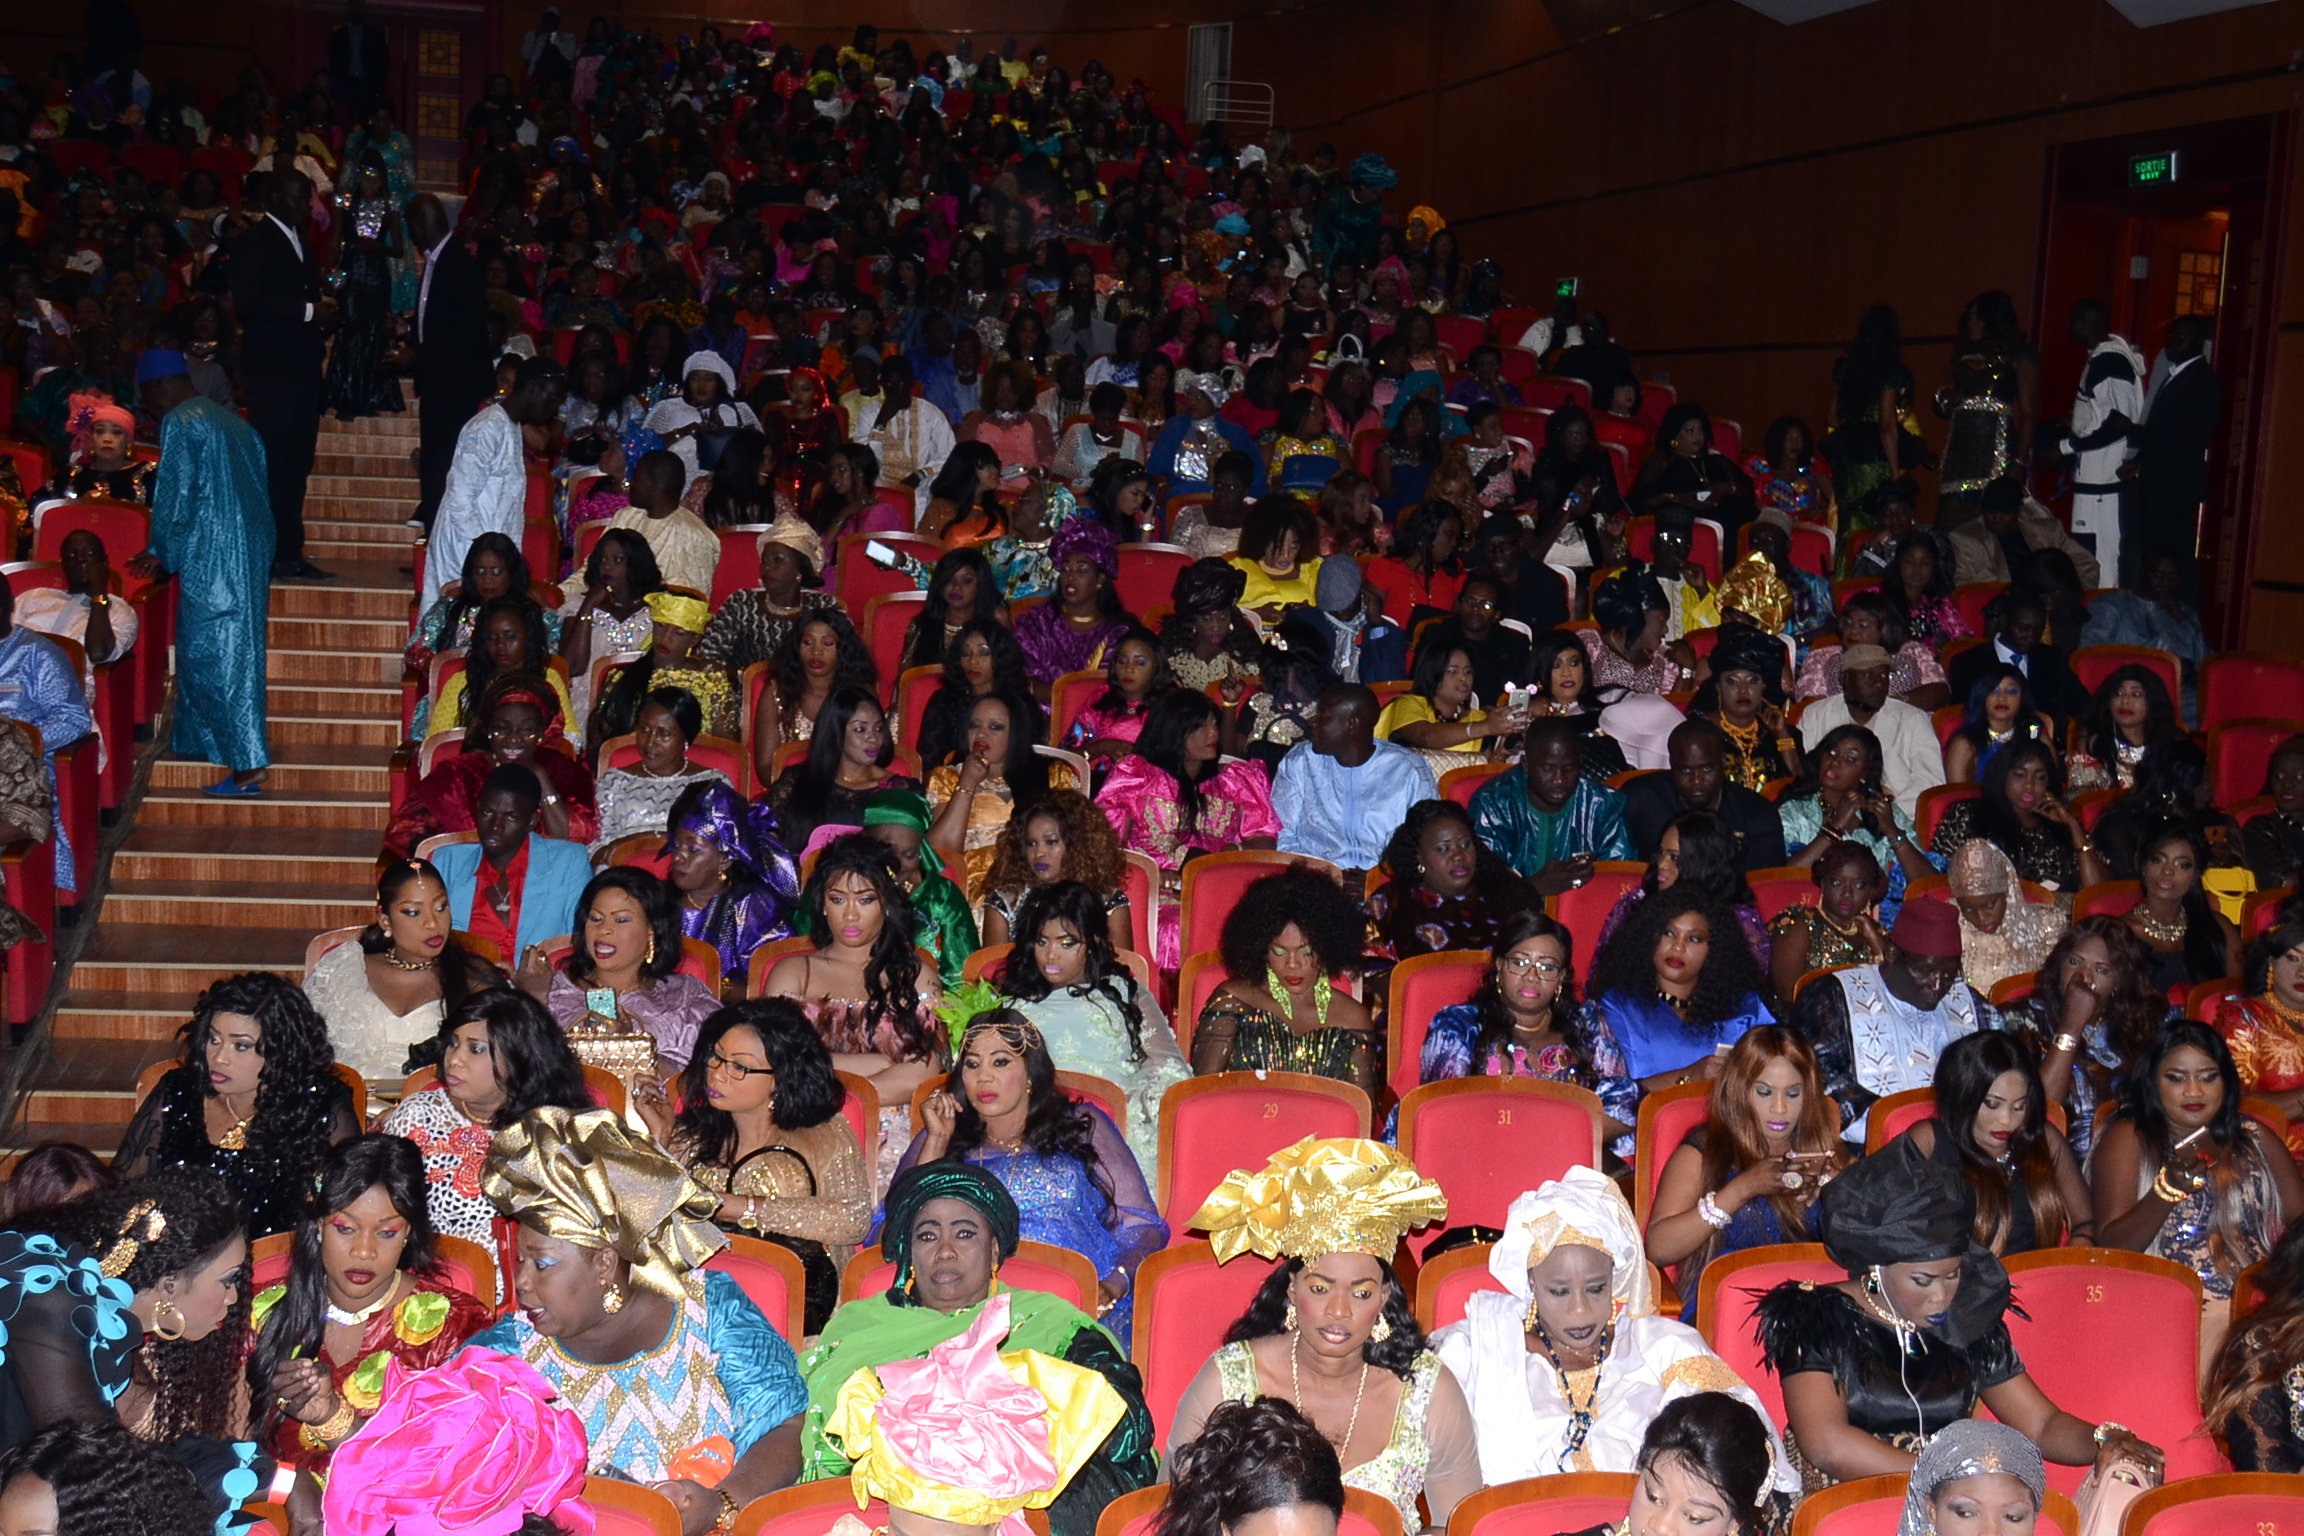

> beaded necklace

[{"left": 1532, "top": 1320, "right": 1614, "bottom": 1467}]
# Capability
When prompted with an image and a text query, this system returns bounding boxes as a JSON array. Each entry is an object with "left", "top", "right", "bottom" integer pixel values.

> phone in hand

[
  {"left": 585, "top": 987, "right": 617, "bottom": 1021},
  {"left": 865, "top": 539, "right": 898, "bottom": 567}
]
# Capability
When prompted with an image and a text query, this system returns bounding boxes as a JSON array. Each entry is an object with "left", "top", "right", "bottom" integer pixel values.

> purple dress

[
  {"left": 544, "top": 970, "right": 720, "bottom": 1068},
  {"left": 1015, "top": 604, "right": 1132, "bottom": 685}
]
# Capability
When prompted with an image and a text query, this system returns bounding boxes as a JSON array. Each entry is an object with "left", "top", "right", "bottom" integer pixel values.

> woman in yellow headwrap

[
  {"left": 1165, "top": 1138, "right": 1482, "bottom": 1534},
  {"left": 461, "top": 1106, "right": 812, "bottom": 1530},
  {"left": 591, "top": 588, "right": 740, "bottom": 749}
]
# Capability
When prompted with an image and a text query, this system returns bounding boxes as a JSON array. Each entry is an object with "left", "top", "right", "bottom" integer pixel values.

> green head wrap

[
  {"left": 882, "top": 1162, "right": 1021, "bottom": 1299},
  {"left": 863, "top": 788, "right": 943, "bottom": 878}
]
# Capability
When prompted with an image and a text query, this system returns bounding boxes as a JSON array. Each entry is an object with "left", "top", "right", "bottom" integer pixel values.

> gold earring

[
  {"left": 1524, "top": 1293, "right": 1541, "bottom": 1333},
  {"left": 1368, "top": 1316, "right": 1392, "bottom": 1344},
  {"left": 602, "top": 1283, "right": 625, "bottom": 1315},
  {"left": 1283, "top": 1301, "right": 1299, "bottom": 1332},
  {"left": 643, "top": 933, "right": 657, "bottom": 967},
  {"left": 153, "top": 1300, "right": 185, "bottom": 1341}
]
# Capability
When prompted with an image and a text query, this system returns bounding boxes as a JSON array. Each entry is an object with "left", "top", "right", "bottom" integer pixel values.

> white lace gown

[{"left": 303, "top": 942, "right": 444, "bottom": 1085}]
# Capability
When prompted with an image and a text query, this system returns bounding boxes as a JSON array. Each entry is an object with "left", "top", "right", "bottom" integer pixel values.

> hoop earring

[
  {"left": 601, "top": 1283, "right": 626, "bottom": 1316},
  {"left": 1283, "top": 1301, "right": 1299, "bottom": 1333},
  {"left": 152, "top": 1300, "right": 185, "bottom": 1342}
]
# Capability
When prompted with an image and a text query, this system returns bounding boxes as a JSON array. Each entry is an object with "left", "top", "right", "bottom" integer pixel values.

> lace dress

[
  {"left": 798, "top": 995, "right": 948, "bottom": 1195},
  {"left": 590, "top": 765, "right": 730, "bottom": 852},
  {"left": 303, "top": 942, "right": 445, "bottom": 1084},
  {"left": 681, "top": 1115, "right": 871, "bottom": 1336},
  {"left": 116, "top": 1066, "right": 360, "bottom": 1237},
  {"left": 1009, "top": 983, "right": 1190, "bottom": 1183},
  {"left": 564, "top": 602, "right": 655, "bottom": 728},
  {"left": 1184, "top": 1343, "right": 1478, "bottom": 1533},
  {"left": 1191, "top": 993, "right": 1378, "bottom": 1093}
]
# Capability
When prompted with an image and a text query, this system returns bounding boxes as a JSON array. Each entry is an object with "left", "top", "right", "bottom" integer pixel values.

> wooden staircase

[{"left": 7, "top": 408, "right": 418, "bottom": 1155}]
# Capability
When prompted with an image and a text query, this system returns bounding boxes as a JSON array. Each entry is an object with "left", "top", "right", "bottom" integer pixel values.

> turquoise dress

[
  {"left": 1010, "top": 984, "right": 1189, "bottom": 1183},
  {"left": 149, "top": 397, "right": 274, "bottom": 773},
  {"left": 462, "top": 1270, "right": 807, "bottom": 1483}
]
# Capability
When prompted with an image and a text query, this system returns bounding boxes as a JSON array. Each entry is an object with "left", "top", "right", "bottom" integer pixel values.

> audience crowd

[{"left": 0, "top": 13, "right": 2288, "bottom": 1536}]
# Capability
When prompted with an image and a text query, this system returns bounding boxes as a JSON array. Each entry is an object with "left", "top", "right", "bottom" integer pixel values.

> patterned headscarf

[
  {"left": 482, "top": 1107, "right": 726, "bottom": 1299},
  {"left": 1047, "top": 517, "right": 1119, "bottom": 581},
  {"left": 1897, "top": 1421, "right": 2045, "bottom": 1536},
  {"left": 881, "top": 1163, "right": 1021, "bottom": 1294},
  {"left": 668, "top": 780, "right": 785, "bottom": 884},
  {"left": 1948, "top": 840, "right": 2066, "bottom": 994},
  {"left": 1347, "top": 153, "right": 1397, "bottom": 190}
]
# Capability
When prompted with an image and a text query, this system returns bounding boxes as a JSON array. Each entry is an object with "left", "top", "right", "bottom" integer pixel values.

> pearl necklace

[
  {"left": 637, "top": 758, "right": 693, "bottom": 779},
  {"left": 327, "top": 1272, "right": 403, "bottom": 1330}
]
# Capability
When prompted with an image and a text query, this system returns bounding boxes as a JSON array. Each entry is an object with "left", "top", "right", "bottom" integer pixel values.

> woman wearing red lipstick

[
  {"left": 641, "top": 1000, "right": 869, "bottom": 1335},
  {"left": 2215, "top": 900, "right": 2304, "bottom": 1162},
  {"left": 1903, "top": 1031, "right": 2092, "bottom": 1255},
  {"left": 1368, "top": 799, "right": 1537, "bottom": 964},
  {"left": 752, "top": 609, "right": 880, "bottom": 788},
  {"left": 2092, "top": 1020, "right": 2303, "bottom": 1369},
  {"left": 1193, "top": 868, "right": 1379, "bottom": 1092},
  {"left": 117, "top": 973, "right": 360, "bottom": 1239},
  {"left": 1646, "top": 1026, "right": 1847, "bottom": 1319},
  {"left": 926, "top": 690, "right": 1073, "bottom": 900},
  {"left": 246, "top": 1136, "right": 492, "bottom": 1476},
  {"left": 760, "top": 834, "right": 947, "bottom": 1191},
  {"left": 303, "top": 859, "right": 501, "bottom": 1085},
  {"left": 979, "top": 791, "right": 1133, "bottom": 952}
]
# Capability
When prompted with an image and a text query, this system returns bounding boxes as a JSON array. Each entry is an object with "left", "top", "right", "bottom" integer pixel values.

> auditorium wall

[{"left": 1232, "top": 0, "right": 2304, "bottom": 648}]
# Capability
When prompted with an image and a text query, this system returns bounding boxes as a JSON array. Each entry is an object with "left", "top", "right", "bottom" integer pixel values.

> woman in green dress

[
  {"left": 799, "top": 1162, "right": 1157, "bottom": 1536},
  {"left": 860, "top": 788, "right": 979, "bottom": 991}
]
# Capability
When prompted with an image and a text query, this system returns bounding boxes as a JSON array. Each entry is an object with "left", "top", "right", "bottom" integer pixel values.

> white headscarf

[
  {"left": 682, "top": 349, "right": 739, "bottom": 399},
  {"left": 1491, "top": 1166, "right": 1654, "bottom": 1320}
]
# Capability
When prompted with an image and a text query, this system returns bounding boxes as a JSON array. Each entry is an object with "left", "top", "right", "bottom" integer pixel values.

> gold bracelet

[
  {"left": 300, "top": 1397, "right": 359, "bottom": 1449},
  {"left": 715, "top": 1489, "right": 742, "bottom": 1532},
  {"left": 2053, "top": 1033, "right": 2082, "bottom": 1054}
]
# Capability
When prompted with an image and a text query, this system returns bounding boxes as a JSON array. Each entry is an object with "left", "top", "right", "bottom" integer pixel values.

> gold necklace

[
  {"left": 2268, "top": 994, "right": 2304, "bottom": 1030},
  {"left": 1289, "top": 1336, "right": 1371, "bottom": 1455},
  {"left": 385, "top": 949, "right": 438, "bottom": 972},
  {"left": 2134, "top": 908, "right": 2189, "bottom": 945},
  {"left": 215, "top": 1091, "right": 256, "bottom": 1151}
]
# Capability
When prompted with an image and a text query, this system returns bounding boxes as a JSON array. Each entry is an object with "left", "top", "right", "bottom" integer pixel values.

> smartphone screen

[
  {"left": 585, "top": 987, "right": 618, "bottom": 1020},
  {"left": 865, "top": 539, "right": 897, "bottom": 566}
]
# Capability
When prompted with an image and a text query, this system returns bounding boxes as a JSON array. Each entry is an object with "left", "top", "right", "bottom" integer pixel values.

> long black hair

[
  {"left": 1791, "top": 722, "right": 1886, "bottom": 808},
  {"left": 1974, "top": 738, "right": 2065, "bottom": 861},
  {"left": 1645, "top": 808, "right": 1756, "bottom": 910},
  {"left": 2133, "top": 817, "right": 2231, "bottom": 987},
  {"left": 771, "top": 607, "right": 878, "bottom": 715},
  {"left": 1131, "top": 688, "right": 1221, "bottom": 837},
  {"left": 1950, "top": 661, "right": 2048, "bottom": 762},
  {"left": 37, "top": 1167, "right": 250, "bottom": 1442},
  {"left": 246, "top": 1136, "right": 439, "bottom": 1431},
  {"left": 1226, "top": 1256, "right": 1426, "bottom": 1377},
  {"left": 410, "top": 988, "right": 591, "bottom": 1124},
  {"left": 1587, "top": 884, "right": 1771, "bottom": 1030},
  {"left": 789, "top": 686, "right": 894, "bottom": 827},
  {"left": 183, "top": 973, "right": 346, "bottom": 1193},
  {"left": 1155, "top": 1399, "right": 1343, "bottom": 1536},
  {"left": 1931, "top": 1031, "right": 2069, "bottom": 1251},
  {"left": 457, "top": 594, "right": 555, "bottom": 728},
  {"left": 443, "top": 531, "right": 532, "bottom": 640},
  {"left": 1090, "top": 625, "right": 1169, "bottom": 714},
  {"left": 904, "top": 548, "right": 1006, "bottom": 671},
  {"left": 2078, "top": 663, "right": 2181, "bottom": 770},
  {"left": 562, "top": 868, "right": 683, "bottom": 985},
  {"left": 942, "top": 1008, "right": 1109, "bottom": 1208},
  {"left": 2115, "top": 1019, "right": 2245, "bottom": 1160},
  {"left": 361, "top": 859, "right": 497, "bottom": 1035},
  {"left": 800, "top": 835, "right": 944, "bottom": 1065},
  {"left": 968, "top": 689, "right": 1053, "bottom": 799},
  {"left": 0, "top": 1421, "right": 209, "bottom": 1535},
  {"left": 584, "top": 525, "right": 666, "bottom": 599},
  {"left": 996, "top": 882, "right": 1147, "bottom": 1062},
  {"left": 1635, "top": 1394, "right": 1778, "bottom": 1536},
  {"left": 700, "top": 427, "right": 770, "bottom": 527},
  {"left": 671, "top": 1000, "right": 847, "bottom": 1169}
]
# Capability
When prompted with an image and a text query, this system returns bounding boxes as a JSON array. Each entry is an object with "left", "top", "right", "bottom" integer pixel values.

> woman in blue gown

[
  {"left": 881, "top": 1009, "right": 1166, "bottom": 1342},
  {"left": 1579, "top": 886, "right": 1777, "bottom": 1159}
]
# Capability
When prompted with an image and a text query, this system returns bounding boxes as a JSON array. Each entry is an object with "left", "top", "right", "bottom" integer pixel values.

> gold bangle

[
  {"left": 2053, "top": 1033, "right": 2082, "bottom": 1054},
  {"left": 300, "top": 1397, "right": 359, "bottom": 1448}
]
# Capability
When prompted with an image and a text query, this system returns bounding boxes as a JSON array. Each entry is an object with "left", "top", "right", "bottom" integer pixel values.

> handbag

[{"left": 2071, "top": 1453, "right": 2158, "bottom": 1536}]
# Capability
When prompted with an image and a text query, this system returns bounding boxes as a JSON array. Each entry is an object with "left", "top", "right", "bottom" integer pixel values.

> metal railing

[{"left": 1199, "top": 80, "right": 1275, "bottom": 129}]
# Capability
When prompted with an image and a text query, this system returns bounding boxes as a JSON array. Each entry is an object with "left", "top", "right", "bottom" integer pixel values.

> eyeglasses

[
  {"left": 707, "top": 1052, "right": 773, "bottom": 1080},
  {"left": 1499, "top": 955, "right": 1565, "bottom": 978}
]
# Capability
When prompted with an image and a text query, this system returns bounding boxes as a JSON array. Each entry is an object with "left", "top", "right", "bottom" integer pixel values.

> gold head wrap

[
  {"left": 1715, "top": 552, "right": 1792, "bottom": 634},
  {"left": 645, "top": 590, "right": 711, "bottom": 635},
  {"left": 482, "top": 1106, "right": 726, "bottom": 1300},
  {"left": 757, "top": 511, "right": 825, "bottom": 574},
  {"left": 827, "top": 1294, "right": 1124, "bottom": 1536},
  {"left": 1188, "top": 1137, "right": 1448, "bottom": 1264}
]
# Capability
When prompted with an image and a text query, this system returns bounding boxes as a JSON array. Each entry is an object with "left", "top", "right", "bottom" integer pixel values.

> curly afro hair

[
  {"left": 1217, "top": 866, "right": 1368, "bottom": 983},
  {"left": 1585, "top": 883, "right": 1771, "bottom": 1030},
  {"left": 982, "top": 789, "right": 1127, "bottom": 901}
]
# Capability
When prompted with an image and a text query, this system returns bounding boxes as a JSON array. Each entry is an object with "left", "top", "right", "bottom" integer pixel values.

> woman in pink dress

[
  {"left": 1100, "top": 689, "right": 1279, "bottom": 972},
  {"left": 959, "top": 360, "right": 1056, "bottom": 492},
  {"left": 1064, "top": 627, "right": 1168, "bottom": 792}
]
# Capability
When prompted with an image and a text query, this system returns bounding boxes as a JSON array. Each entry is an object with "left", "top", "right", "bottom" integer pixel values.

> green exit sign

[{"left": 2130, "top": 151, "right": 2181, "bottom": 187}]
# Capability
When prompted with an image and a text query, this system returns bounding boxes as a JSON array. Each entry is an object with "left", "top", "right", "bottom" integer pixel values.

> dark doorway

[{"left": 2031, "top": 113, "right": 2291, "bottom": 647}]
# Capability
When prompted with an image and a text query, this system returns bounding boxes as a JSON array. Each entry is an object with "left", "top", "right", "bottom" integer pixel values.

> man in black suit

[
  {"left": 328, "top": 0, "right": 391, "bottom": 123},
  {"left": 230, "top": 168, "right": 335, "bottom": 581},
  {"left": 1945, "top": 590, "right": 2086, "bottom": 737},
  {"left": 2117, "top": 314, "right": 2220, "bottom": 596},
  {"left": 406, "top": 193, "right": 494, "bottom": 534},
  {"left": 1622, "top": 719, "right": 1788, "bottom": 875}
]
